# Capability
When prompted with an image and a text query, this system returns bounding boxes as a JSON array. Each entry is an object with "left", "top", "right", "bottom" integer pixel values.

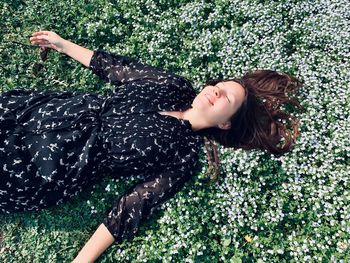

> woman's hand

[
  {"left": 30, "top": 30, "right": 94, "bottom": 67},
  {"left": 29, "top": 31, "right": 66, "bottom": 53}
]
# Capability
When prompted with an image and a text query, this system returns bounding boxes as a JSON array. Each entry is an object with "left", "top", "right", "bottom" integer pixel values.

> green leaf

[
  {"left": 230, "top": 256, "right": 242, "bottom": 263},
  {"left": 222, "top": 237, "right": 231, "bottom": 247}
]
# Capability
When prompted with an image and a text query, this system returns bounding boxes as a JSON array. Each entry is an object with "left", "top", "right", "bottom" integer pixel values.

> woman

[{"left": 0, "top": 31, "right": 302, "bottom": 262}]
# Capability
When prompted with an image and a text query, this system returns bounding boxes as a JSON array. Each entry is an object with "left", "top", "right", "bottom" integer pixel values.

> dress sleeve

[
  {"left": 102, "top": 154, "right": 197, "bottom": 243},
  {"left": 89, "top": 50, "right": 183, "bottom": 86}
]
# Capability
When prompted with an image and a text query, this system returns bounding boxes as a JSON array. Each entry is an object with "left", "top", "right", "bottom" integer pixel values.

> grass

[{"left": 0, "top": 0, "right": 349, "bottom": 262}]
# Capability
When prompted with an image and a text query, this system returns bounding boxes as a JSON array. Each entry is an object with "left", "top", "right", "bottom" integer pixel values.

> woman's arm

[
  {"left": 61, "top": 39, "right": 94, "bottom": 68},
  {"left": 30, "top": 31, "right": 188, "bottom": 85},
  {"left": 71, "top": 224, "right": 115, "bottom": 263},
  {"left": 30, "top": 31, "right": 93, "bottom": 67},
  {"left": 72, "top": 142, "right": 198, "bottom": 262}
]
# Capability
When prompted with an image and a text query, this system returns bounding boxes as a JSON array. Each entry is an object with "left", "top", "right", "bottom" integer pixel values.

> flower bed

[{"left": 0, "top": 0, "right": 349, "bottom": 262}]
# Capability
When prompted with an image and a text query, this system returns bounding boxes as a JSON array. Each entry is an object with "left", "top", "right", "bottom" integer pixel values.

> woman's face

[{"left": 191, "top": 81, "right": 246, "bottom": 129}]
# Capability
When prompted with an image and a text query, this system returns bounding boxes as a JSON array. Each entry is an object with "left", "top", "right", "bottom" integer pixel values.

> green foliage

[{"left": 1, "top": 0, "right": 349, "bottom": 262}]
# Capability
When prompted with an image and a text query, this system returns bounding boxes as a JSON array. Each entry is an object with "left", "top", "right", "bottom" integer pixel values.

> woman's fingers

[
  {"left": 30, "top": 38, "right": 49, "bottom": 45},
  {"left": 32, "top": 31, "right": 51, "bottom": 36},
  {"left": 30, "top": 35, "right": 51, "bottom": 45},
  {"left": 35, "top": 35, "right": 49, "bottom": 41},
  {"left": 33, "top": 41, "right": 50, "bottom": 46},
  {"left": 30, "top": 36, "right": 47, "bottom": 41},
  {"left": 39, "top": 44, "right": 54, "bottom": 49},
  {"left": 30, "top": 31, "right": 62, "bottom": 52},
  {"left": 30, "top": 37, "right": 49, "bottom": 42}
]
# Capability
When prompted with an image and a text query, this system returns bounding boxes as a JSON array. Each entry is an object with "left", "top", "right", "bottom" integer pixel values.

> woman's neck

[
  {"left": 182, "top": 108, "right": 210, "bottom": 132},
  {"left": 159, "top": 109, "right": 211, "bottom": 131}
]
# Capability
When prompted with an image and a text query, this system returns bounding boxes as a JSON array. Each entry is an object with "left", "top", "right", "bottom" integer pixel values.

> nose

[{"left": 213, "top": 86, "right": 220, "bottom": 98}]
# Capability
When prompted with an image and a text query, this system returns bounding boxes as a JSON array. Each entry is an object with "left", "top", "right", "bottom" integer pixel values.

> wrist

[{"left": 61, "top": 39, "right": 70, "bottom": 54}]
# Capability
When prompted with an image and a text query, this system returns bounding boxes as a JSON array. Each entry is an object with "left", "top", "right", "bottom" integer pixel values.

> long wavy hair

[{"left": 199, "top": 70, "right": 304, "bottom": 182}]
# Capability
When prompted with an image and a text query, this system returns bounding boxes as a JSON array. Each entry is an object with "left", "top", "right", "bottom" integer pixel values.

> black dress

[{"left": 0, "top": 50, "right": 203, "bottom": 243}]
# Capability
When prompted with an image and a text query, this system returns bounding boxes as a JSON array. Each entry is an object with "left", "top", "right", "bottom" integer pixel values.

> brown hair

[{"left": 199, "top": 70, "right": 304, "bottom": 182}]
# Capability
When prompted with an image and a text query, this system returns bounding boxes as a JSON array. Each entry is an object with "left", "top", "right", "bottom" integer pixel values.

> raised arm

[
  {"left": 30, "top": 31, "right": 187, "bottom": 86},
  {"left": 30, "top": 31, "right": 94, "bottom": 67},
  {"left": 61, "top": 39, "right": 93, "bottom": 67}
]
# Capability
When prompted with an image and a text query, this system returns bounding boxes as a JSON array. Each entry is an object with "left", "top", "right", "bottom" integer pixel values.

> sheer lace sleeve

[
  {"left": 89, "top": 50, "right": 184, "bottom": 86},
  {"left": 102, "top": 152, "right": 197, "bottom": 243}
]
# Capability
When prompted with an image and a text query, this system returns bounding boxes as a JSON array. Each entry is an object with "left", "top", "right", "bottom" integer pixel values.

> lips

[{"left": 205, "top": 94, "right": 214, "bottom": 105}]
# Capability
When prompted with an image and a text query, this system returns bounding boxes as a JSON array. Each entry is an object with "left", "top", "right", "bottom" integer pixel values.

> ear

[{"left": 218, "top": 121, "right": 231, "bottom": 130}]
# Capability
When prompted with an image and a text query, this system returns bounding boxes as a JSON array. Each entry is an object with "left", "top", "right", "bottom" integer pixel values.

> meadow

[{"left": 0, "top": 0, "right": 349, "bottom": 262}]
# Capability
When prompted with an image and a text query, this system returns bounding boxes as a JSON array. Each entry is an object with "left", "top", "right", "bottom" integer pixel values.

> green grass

[{"left": 1, "top": 0, "right": 349, "bottom": 262}]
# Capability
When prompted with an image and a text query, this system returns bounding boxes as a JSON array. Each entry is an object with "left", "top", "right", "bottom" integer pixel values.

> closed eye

[{"left": 216, "top": 85, "right": 231, "bottom": 103}]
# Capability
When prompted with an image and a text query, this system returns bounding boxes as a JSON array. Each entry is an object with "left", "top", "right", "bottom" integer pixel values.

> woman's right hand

[{"left": 29, "top": 31, "right": 67, "bottom": 53}]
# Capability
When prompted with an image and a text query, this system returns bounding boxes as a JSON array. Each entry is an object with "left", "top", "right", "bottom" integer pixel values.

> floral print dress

[{"left": 0, "top": 50, "right": 203, "bottom": 243}]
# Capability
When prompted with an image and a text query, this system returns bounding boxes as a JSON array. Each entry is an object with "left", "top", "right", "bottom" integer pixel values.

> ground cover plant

[{"left": 0, "top": 0, "right": 349, "bottom": 262}]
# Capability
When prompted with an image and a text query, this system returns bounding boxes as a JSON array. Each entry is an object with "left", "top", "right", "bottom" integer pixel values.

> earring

[{"left": 218, "top": 122, "right": 231, "bottom": 130}]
